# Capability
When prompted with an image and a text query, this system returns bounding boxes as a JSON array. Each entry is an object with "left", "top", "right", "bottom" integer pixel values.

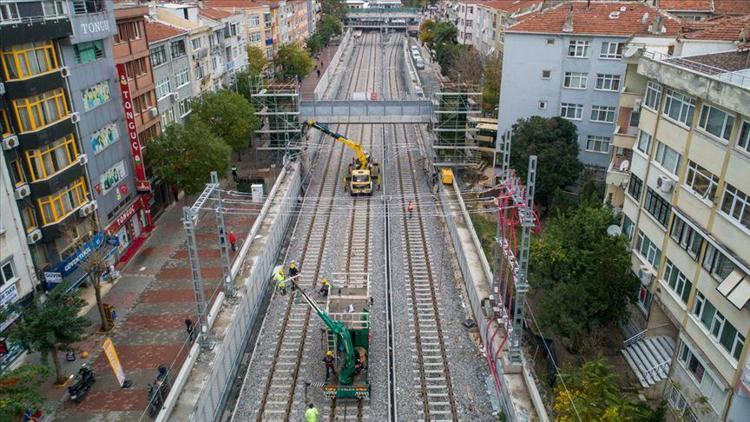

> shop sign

[
  {"left": 51, "top": 233, "right": 105, "bottom": 277},
  {"left": 43, "top": 272, "right": 63, "bottom": 286},
  {"left": 115, "top": 64, "right": 151, "bottom": 192},
  {"left": 80, "top": 20, "right": 111, "bottom": 36},
  {"left": 107, "top": 197, "right": 141, "bottom": 235},
  {"left": 0, "top": 284, "right": 19, "bottom": 308},
  {"left": 100, "top": 161, "right": 127, "bottom": 195}
]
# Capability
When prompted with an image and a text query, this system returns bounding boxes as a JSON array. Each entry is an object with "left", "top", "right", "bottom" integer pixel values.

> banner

[
  {"left": 102, "top": 338, "right": 126, "bottom": 387},
  {"left": 115, "top": 63, "right": 150, "bottom": 192},
  {"left": 50, "top": 233, "right": 105, "bottom": 277}
]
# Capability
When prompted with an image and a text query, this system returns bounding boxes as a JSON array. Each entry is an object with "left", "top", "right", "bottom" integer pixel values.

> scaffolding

[
  {"left": 430, "top": 80, "right": 481, "bottom": 166},
  {"left": 251, "top": 79, "right": 301, "bottom": 150}
]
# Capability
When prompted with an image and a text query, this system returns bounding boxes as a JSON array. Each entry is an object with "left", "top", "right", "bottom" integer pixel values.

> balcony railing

[{"left": 643, "top": 50, "right": 750, "bottom": 90}]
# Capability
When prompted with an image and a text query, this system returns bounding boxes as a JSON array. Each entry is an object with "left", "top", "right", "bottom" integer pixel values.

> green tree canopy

[
  {"left": 531, "top": 204, "right": 639, "bottom": 349},
  {"left": 246, "top": 45, "right": 267, "bottom": 76},
  {"left": 554, "top": 357, "right": 653, "bottom": 421},
  {"left": 418, "top": 19, "right": 435, "bottom": 44},
  {"left": 9, "top": 290, "right": 90, "bottom": 384},
  {"left": 321, "top": 0, "right": 346, "bottom": 20},
  {"left": 510, "top": 116, "right": 583, "bottom": 212},
  {"left": 481, "top": 52, "right": 502, "bottom": 115},
  {"left": 147, "top": 118, "right": 231, "bottom": 194},
  {"left": 318, "top": 15, "right": 342, "bottom": 44},
  {"left": 192, "top": 90, "right": 258, "bottom": 153},
  {"left": 0, "top": 363, "right": 50, "bottom": 419},
  {"left": 306, "top": 33, "right": 325, "bottom": 55},
  {"left": 275, "top": 43, "right": 315, "bottom": 80}
]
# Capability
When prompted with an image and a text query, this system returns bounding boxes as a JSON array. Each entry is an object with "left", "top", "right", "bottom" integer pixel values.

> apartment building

[
  {"left": 650, "top": 0, "right": 750, "bottom": 21},
  {"left": 204, "top": 0, "right": 274, "bottom": 64},
  {"left": 145, "top": 20, "right": 195, "bottom": 128},
  {"left": 613, "top": 47, "right": 750, "bottom": 422},
  {"left": 113, "top": 3, "right": 166, "bottom": 228},
  {"left": 474, "top": 0, "right": 543, "bottom": 55},
  {"left": 1, "top": 0, "right": 100, "bottom": 290},
  {"left": 199, "top": 6, "right": 247, "bottom": 87},
  {"left": 498, "top": 1, "right": 680, "bottom": 172}
]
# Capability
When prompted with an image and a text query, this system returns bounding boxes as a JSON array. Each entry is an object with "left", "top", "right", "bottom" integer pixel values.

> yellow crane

[{"left": 302, "top": 120, "right": 379, "bottom": 196}]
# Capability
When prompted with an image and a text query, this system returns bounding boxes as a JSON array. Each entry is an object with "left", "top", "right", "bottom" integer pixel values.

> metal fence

[{"left": 189, "top": 164, "right": 302, "bottom": 422}]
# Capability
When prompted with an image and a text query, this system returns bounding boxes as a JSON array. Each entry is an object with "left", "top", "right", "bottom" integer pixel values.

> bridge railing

[
  {"left": 299, "top": 99, "right": 433, "bottom": 123},
  {"left": 345, "top": 7, "right": 421, "bottom": 14}
]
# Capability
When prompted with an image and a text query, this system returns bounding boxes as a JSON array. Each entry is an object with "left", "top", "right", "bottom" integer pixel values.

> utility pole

[{"left": 212, "top": 171, "right": 235, "bottom": 297}]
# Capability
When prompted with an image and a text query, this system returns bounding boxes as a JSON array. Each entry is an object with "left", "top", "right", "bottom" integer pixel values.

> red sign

[
  {"left": 116, "top": 63, "right": 150, "bottom": 192},
  {"left": 106, "top": 196, "right": 143, "bottom": 235}
]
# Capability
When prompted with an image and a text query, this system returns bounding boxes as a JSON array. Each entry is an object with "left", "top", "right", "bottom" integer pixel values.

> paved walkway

[
  {"left": 299, "top": 42, "right": 338, "bottom": 100},
  {"left": 41, "top": 171, "right": 262, "bottom": 420}
]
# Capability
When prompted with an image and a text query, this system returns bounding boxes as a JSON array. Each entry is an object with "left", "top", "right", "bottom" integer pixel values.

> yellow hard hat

[
  {"left": 289, "top": 261, "right": 297, "bottom": 268},
  {"left": 326, "top": 351, "right": 333, "bottom": 356},
  {"left": 322, "top": 278, "right": 329, "bottom": 285}
]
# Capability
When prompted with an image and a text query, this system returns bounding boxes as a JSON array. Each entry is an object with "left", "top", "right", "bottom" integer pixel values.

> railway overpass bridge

[{"left": 344, "top": 7, "right": 421, "bottom": 29}]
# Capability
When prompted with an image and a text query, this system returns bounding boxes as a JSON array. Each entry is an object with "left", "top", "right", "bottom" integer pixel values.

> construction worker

[
  {"left": 274, "top": 267, "right": 287, "bottom": 295},
  {"left": 228, "top": 231, "right": 237, "bottom": 252},
  {"left": 288, "top": 261, "right": 299, "bottom": 291},
  {"left": 323, "top": 350, "right": 336, "bottom": 382},
  {"left": 319, "top": 278, "right": 330, "bottom": 297},
  {"left": 407, "top": 201, "right": 415, "bottom": 219},
  {"left": 305, "top": 403, "right": 319, "bottom": 422}
]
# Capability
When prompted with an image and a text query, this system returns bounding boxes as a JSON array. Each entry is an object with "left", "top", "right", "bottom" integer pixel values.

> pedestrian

[
  {"left": 318, "top": 278, "right": 330, "bottom": 297},
  {"left": 171, "top": 185, "right": 179, "bottom": 203},
  {"left": 323, "top": 350, "right": 336, "bottom": 382},
  {"left": 185, "top": 319, "right": 195, "bottom": 342},
  {"left": 407, "top": 201, "right": 415, "bottom": 219},
  {"left": 274, "top": 268, "right": 287, "bottom": 295},
  {"left": 231, "top": 166, "right": 238, "bottom": 181},
  {"left": 228, "top": 231, "right": 237, "bottom": 252},
  {"left": 316, "top": 68, "right": 321, "bottom": 78},
  {"left": 305, "top": 403, "right": 319, "bottom": 422}
]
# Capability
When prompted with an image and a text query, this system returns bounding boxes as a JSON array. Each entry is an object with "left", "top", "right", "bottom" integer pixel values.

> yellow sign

[{"left": 102, "top": 337, "right": 126, "bottom": 387}]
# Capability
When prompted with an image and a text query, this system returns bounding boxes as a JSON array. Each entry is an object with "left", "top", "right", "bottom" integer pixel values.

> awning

[{"left": 717, "top": 269, "right": 750, "bottom": 310}]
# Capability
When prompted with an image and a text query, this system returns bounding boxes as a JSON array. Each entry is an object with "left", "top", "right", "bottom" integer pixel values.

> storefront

[
  {"left": 42, "top": 232, "right": 118, "bottom": 292},
  {"left": 105, "top": 195, "right": 151, "bottom": 260}
]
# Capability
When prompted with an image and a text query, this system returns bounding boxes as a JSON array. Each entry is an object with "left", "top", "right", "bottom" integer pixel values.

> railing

[
  {"left": 643, "top": 50, "right": 750, "bottom": 89},
  {"left": 345, "top": 7, "right": 421, "bottom": 14},
  {"left": 623, "top": 328, "right": 648, "bottom": 347},
  {"left": 643, "top": 360, "right": 671, "bottom": 379}
]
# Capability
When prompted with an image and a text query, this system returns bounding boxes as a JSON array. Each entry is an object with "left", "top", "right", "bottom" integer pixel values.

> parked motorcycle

[
  {"left": 68, "top": 365, "right": 95, "bottom": 403},
  {"left": 147, "top": 365, "right": 171, "bottom": 418}
]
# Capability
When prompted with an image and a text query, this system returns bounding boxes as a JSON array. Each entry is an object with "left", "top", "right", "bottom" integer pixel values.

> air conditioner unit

[
  {"left": 14, "top": 184, "right": 31, "bottom": 200},
  {"left": 656, "top": 175, "right": 674, "bottom": 193},
  {"left": 638, "top": 265, "right": 654, "bottom": 286},
  {"left": 70, "top": 112, "right": 81, "bottom": 123},
  {"left": 150, "top": 108, "right": 159, "bottom": 118},
  {"left": 78, "top": 201, "right": 97, "bottom": 217},
  {"left": 27, "top": 229, "right": 42, "bottom": 244},
  {"left": 2, "top": 134, "right": 19, "bottom": 150},
  {"left": 633, "top": 98, "right": 642, "bottom": 110},
  {"left": 60, "top": 66, "right": 70, "bottom": 77},
  {"left": 78, "top": 153, "right": 88, "bottom": 165}
]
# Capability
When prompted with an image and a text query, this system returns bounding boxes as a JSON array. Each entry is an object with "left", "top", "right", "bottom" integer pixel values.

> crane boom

[{"left": 304, "top": 120, "right": 369, "bottom": 170}]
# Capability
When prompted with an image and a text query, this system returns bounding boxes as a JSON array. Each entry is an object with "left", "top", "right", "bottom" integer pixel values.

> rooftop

[
  {"left": 714, "top": 0, "right": 750, "bottom": 15},
  {"left": 507, "top": 1, "right": 681, "bottom": 37},
  {"left": 481, "top": 0, "right": 544, "bottom": 14},
  {"left": 199, "top": 6, "right": 234, "bottom": 20},
  {"left": 648, "top": 49, "right": 750, "bottom": 89},
  {"left": 659, "top": 0, "right": 750, "bottom": 15},
  {"left": 681, "top": 13, "right": 750, "bottom": 41},
  {"left": 145, "top": 20, "right": 187, "bottom": 42}
]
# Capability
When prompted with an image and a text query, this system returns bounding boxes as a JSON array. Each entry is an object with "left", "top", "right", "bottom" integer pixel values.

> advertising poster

[
  {"left": 91, "top": 122, "right": 119, "bottom": 154},
  {"left": 100, "top": 161, "right": 127, "bottom": 195},
  {"left": 82, "top": 80, "right": 111, "bottom": 112}
]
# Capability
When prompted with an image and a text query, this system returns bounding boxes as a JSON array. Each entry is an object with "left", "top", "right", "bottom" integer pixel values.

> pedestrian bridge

[
  {"left": 299, "top": 99, "right": 433, "bottom": 124},
  {"left": 344, "top": 7, "right": 421, "bottom": 29}
]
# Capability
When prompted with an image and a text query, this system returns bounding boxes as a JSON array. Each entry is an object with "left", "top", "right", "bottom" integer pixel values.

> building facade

[
  {"left": 498, "top": 1, "right": 679, "bottom": 172},
  {"left": 617, "top": 48, "right": 750, "bottom": 422}
]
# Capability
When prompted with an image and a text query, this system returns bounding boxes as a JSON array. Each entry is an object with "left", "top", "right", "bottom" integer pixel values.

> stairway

[{"left": 621, "top": 336, "right": 676, "bottom": 389}]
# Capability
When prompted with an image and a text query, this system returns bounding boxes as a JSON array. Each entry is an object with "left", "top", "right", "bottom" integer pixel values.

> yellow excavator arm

[{"left": 303, "top": 120, "right": 369, "bottom": 170}]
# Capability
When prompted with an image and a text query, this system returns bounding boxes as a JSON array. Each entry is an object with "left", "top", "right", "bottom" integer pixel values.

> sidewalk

[
  {"left": 299, "top": 42, "right": 338, "bottom": 100},
  {"left": 41, "top": 178, "right": 260, "bottom": 420}
]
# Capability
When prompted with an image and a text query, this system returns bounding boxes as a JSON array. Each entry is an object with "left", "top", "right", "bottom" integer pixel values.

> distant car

[
  {"left": 415, "top": 57, "right": 425, "bottom": 70},
  {"left": 411, "top": 45, "right": 420, "bottom": 54}
]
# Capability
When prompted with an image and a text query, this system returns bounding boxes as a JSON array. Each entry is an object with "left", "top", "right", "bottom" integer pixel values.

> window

[
  {"left": 42, "top": 1, "right": 65, "bottom": 17},
  {"left": 175, "top": 68, "right": 190, "bottom": 87},
  {"left": 155, "top": 79, "right": 171, "bottom": 100},
  {"left": 178, "top": 98, "right": 192, "bottom": 116},
  {"left": 1, "top": 41, "right": 59, "bottom": 80},
  {"left": 663, "top": 89, "right": 696, "bottom": 126},
  {"left": 9, "top": 159, "right": 25, "bottom": 187},
  {"left": 545, "top": 38, "right": 555, "bottom": 45},
  {"left": 124, "top": 57, "right": 147, "bottom": 78},
  {"left": 37, "top": 178, "right": 88, "bottom": 225},
  {"left": 73, "top": 40, "right": 104, "bottom": 64},
  {"left": 670, "top": 214, "right": 703, "bottom": 259},
  {"left": 133, "top": 93, "right": 153, "bottom": 114},
  {"left": 585, "top": 135, "right": 610, "bottom": 153},
  {"left": 693, "top": 292, "right": 745, "bottom": 360},
  {"left": 538, "top": 101, "right": 548, "bottom": 110},
  {"left": 665, "top": 382, "right": 699, "bottom": 422},
  {"left": 721, "top": 184, "right": 750, "bottom": 230},
  {"left": 622, "top": 215, "right": 634, "bottom": 240},
  {"left": 636, "top": 130, "right": 652, "bottom": 154},
  {"left": 654, "top": 141, "right": 681, "bottom": 175},
  {"left": 563, "top": 72, "right": 587, "bottom": 89},
  {"left": 171, "top": 39, "right": 186, "bottom": 59},
  {"left": 636, "top": 285, "right": 653, "bottom": 313},
  {"left": 12, "top": 89, "right": 69, "bottom": 132},
  {"left": 685, "top": 161, "right": 718, "bottom": 202},
  {"left": 541, "top": 70, "right": 551, "bottom": 79},
  {"left": 115, "top": 21, "right": 141, "bottom": 43},
  {"left": 595, "top": 73, "right": 621, "bottom": 91},
  {"left": 644, "top": 81, "right": 662, "bottom": 111},
  {"left": 72, "top": 0, "right": 105, "bottom": 15},
  {"left": 644, "top": 187, "right": 671, "bottom": 226},
  {"left": 192, "top": 38, "right": 202, "bottom": 50},
  {"left": 698, "top": 104, "right": 735, "bottom": 141},
  {"left": 600, "top": 41, "right": 624, "bottom": 59},
  {"left": 25, "top": 134, "right": 79, "bottom": 181},
  {"left": 162, "top": 108, "right": 175, "bottom": 127},
  {"left": 627, "top": 173, "right": 643, "bottom": 200},
  {"left": 151, "top": 45, "right": 168, "bottom": 67},
  {"left": 0, "top": 259, "right": 16, "bottom": 286},
  {"left": 663, "top": 260, "right": 692, "bottom": 304},
  {"left": 738, "top": 120, "right": 750, "bottom": 153},
  {"left": 590, "top": 105, "right": 616, "bottom": 123},
  {"left": 560, "top": 103, "right": 583, "bottom": 120},
  {"left": 0, "top": 3, "right": 20, "bottom": 22},
  {"left": 702, "top": 243, "right": 735, "bottom": 280},
  {"left": 21, "top": 207, "right": 37, "bottom": 233},
  {"left": 636, "top": 230, "right": 661, "bottom": 269},
  {"left": 248, "top": 14, "right": 260, "bottom": 27},
  {"left": 567, "top": 40, "right": 590, "bottom": 57},
  {"left": 249, "top": 32, "right": 261, "bottom": 43},
  {"left": 0, "top": 109, "right": 11, "bottom": 137}
]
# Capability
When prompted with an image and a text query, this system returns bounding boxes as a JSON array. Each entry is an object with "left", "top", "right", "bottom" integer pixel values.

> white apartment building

[
  {"left": 199, "top": 6, "right": 248, "bottom": 86},
  {"left": 615, "top": 47, "right": 750, "bottom": 422}
]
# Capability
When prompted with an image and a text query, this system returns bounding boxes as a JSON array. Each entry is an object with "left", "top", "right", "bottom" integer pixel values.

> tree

[
  {"left": 275, "top": 43, "right": 315, "bottom": 80},
  {"left": 447, "top": 46, "right": 482, "bottom": 84},
  {"left": 482, "top": 52, "right": 502, "bottom": 115},
  {"left": 321, "top": 0, "right": 346, "bottom": 20},
  {"left": 510, "top": 116, "right": 583, "bottom": 212},
  {"left": 554, "top": 357, "right": 652, "bottom": 421},
  {"left": 418, "top": 19, "right": 435, "bottom": 44},
  {"left": 0, "top": 363, "right": 50, "bottom": 419},
  {"left": 531, "top": 204, "right": 639, "bottom": 350},
  {"left": 192, "top": 90, "right": 258, "bottom": 154},
  {"left": 317, "top": 15, "right": 342, "bottom": 44},
  {"left": 147, "top": 118, "right": 231, "bottom": 194},
  {"left": 246, "top": 45, "right": 267, "bottom": 77},
  {"left": 232, "top": 70, "right": 260, "bottom": 103},
  {"left": 10, "top": 291, "right": 91, "bottom": 384},
  {"left": 306, "top": 33, "right": 324, "bottom": 55},
  {"left": 72, "top": 232, "right": 113, "bottom": 332}
]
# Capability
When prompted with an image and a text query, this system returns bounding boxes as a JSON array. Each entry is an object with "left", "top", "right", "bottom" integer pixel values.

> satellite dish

[{"left": 607, "top": 225, "right": 622, "bottom": 237}]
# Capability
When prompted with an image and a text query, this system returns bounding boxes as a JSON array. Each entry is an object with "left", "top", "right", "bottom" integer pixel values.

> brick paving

[
  {"left": 300, "top": 42, "right": 339, "bottom": 100},
  {"left": 45, "top": 184, "right": 259, "bottom": 420}
]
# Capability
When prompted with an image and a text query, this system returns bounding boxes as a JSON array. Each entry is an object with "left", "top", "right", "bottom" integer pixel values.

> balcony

[
  {"left": 0, "top": 5, "right": 71, "bottom": 48},
  {"left": 17, "top": 117, "right": 75, "bottom": 151},
  {"left": 605, "top": 149, "right": 632, "bottom": 188},
  {"left": 3, "top": 70, "right": 65, "bottom": 100},
  {"left": 613, "top": 106, "right": 638, "bottom": 149},
  {"left": 28, "top": 163, "right": 85, "bottom": 198},
  {"left": 113, "top": 37, "right": 148, "bottom": 61}
]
